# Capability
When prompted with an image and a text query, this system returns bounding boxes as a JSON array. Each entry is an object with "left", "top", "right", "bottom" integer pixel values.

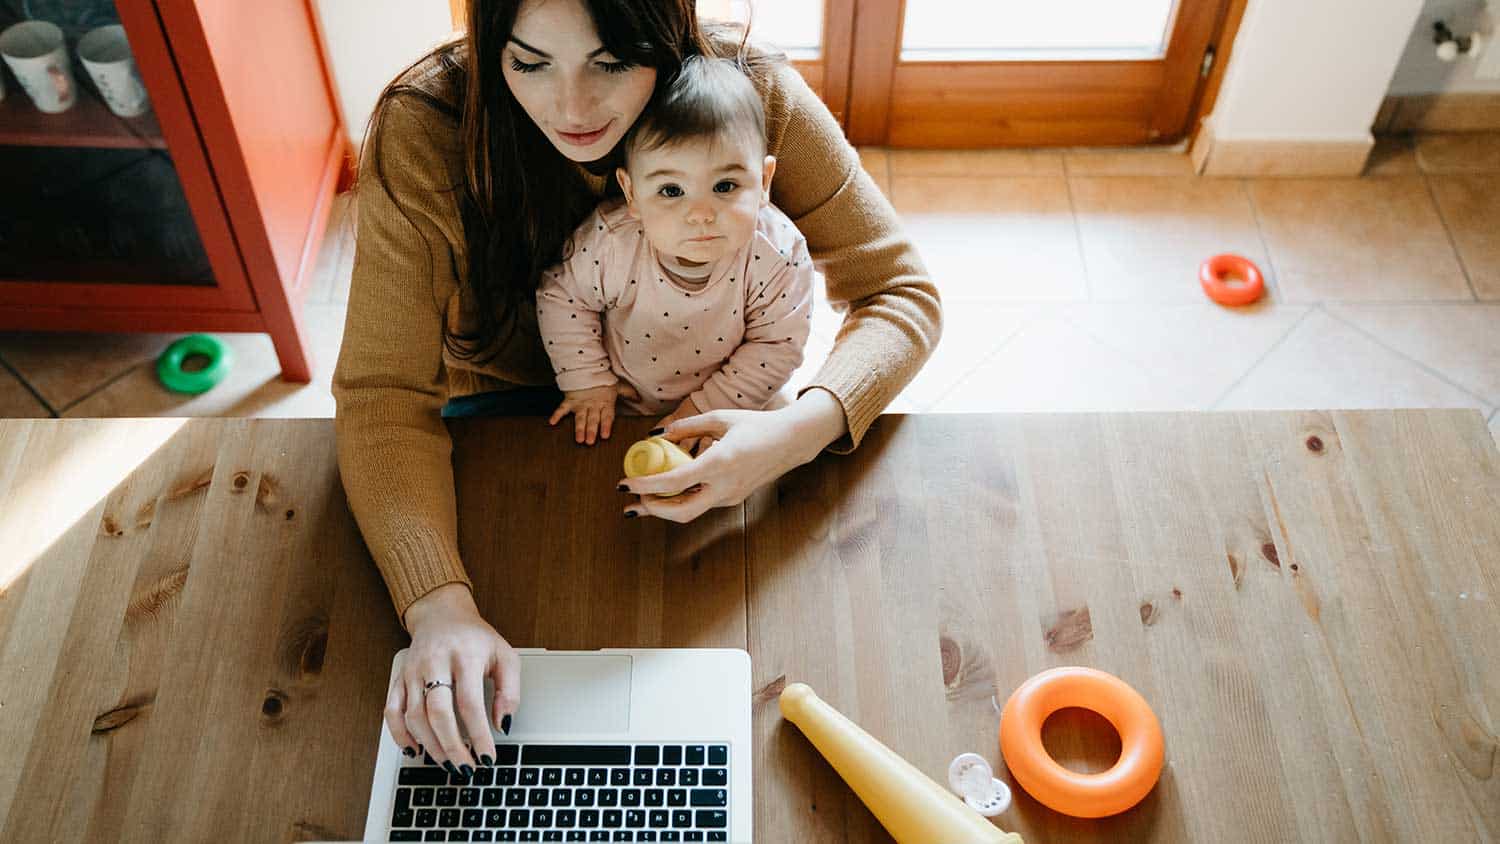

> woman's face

[{"left": 501, "top": 0, "right": 659, "bottom": 163}]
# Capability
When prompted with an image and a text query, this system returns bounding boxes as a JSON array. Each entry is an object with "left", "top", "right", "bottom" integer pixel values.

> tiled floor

[{"left": 3, "top": 133, "right": 1498, "bottom": 446}]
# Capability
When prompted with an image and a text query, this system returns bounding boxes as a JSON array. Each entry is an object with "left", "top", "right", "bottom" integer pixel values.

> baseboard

[
  {"left": 1376, "top": 92, "right": 1500, "bottom": 133},
  {"left": 1190, "top": 121, "right": 1374, "bottom": 177}
]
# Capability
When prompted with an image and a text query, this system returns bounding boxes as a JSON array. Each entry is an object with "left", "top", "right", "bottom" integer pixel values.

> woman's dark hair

[
  {"left": 361, "top": 1, "right": 782, "bottom": 365},
  {"left": 623, "top": 55, "right": 768, "bottom": 166}
]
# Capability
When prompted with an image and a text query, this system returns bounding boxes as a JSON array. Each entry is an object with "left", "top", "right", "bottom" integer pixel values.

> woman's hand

[
  {"left": 384, "top": 583, "right": 521, "bottom": 778},
  {"left": 619, "top": 388, "right": 848, "bottom": 522}
]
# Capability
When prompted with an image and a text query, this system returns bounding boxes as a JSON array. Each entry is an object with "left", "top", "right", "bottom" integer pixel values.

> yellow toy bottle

[
  {"left": 780, "top": 683, "right": 1023, "bottom": 844},
  {"left": 623, "top": 436, "right": 694, "bottom": 497}
]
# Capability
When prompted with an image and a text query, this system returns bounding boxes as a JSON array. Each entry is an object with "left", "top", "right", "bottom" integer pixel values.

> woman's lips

[{"left": 556, "top": 121, "right": 612, "bottom": 147}]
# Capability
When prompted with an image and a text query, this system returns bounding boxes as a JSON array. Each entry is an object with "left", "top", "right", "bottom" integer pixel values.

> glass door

[
  {"left": 0, "top": 1, "right": 215, "bottom": 286},
  {"left": 848, "top": 0, "right": 1236, "bottom": 146},
  {"left": 0, "top": 0, "right": 255, "bottom": 311},
  {"left": 697, "top": 0, "right": 854, "bottom": 124}
]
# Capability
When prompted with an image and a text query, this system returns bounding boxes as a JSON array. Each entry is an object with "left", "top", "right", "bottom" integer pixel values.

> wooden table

[{"left": 0, "top": 411, "right": 1496, "bottom": 842}]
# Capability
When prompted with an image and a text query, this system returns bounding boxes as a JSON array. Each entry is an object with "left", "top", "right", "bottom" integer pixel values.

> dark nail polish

[
  {"left": 648, "top": 427, "right": 665, "bottom": 436},
  {"left": 617, "top": 484, "right": 629, "bottom": 492},
  {"left": 402, "top": 746, "right": 416, "bottom": 757},
  {"left": 481, "top": 754, "right": 494, "bottom": 766},
  {"left": 460, "top": 764, "right": 474, "bottom": 779},
  {"left": 443, "top": 761, "right": 458, "bottom": 776},
  {"left": 624, "top": 511, "right": 638, "bottom": 519},
  {"left": 501, "top": 714, "right": 512, "bottom": 735}
]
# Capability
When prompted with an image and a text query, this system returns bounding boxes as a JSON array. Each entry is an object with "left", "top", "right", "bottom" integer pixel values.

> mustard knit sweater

[{"left": 333, "top": 53, "right": 941, "bottom": 623}]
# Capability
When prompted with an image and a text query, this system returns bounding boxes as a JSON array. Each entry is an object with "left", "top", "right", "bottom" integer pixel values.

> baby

[{"left": 537, "top": 55, "right": 815, "bottom": 445}]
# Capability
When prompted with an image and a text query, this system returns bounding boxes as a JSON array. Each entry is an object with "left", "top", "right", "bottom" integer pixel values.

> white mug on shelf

[
  {"left": 77, "top": 24, "right": 149, "bottom": 117},
  {"left": 0, "top": 20, "right": 76, "bottom": 113}
]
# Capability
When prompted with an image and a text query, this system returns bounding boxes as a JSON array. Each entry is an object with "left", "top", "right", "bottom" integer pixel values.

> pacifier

[{"left": 948, "top": 752, "right": 1012, "bottom": 817}]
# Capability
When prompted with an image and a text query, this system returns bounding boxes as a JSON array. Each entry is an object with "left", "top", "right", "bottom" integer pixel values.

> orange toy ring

[
  {"left": 1199, "top": 253, "right": 1265, "bottom": 306},
  {"left": 999, "top": 666, "right": 1164, "bottom": 818}
]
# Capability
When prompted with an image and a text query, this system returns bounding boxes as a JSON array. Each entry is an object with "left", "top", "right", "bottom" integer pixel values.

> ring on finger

[{"left": 423, "top": 679, "right": 454, "bottom": 699}]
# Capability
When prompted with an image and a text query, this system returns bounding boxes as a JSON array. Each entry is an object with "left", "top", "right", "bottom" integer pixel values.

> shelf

[{"left": 0, "top": 89, "right": 166, "bottom": 149}]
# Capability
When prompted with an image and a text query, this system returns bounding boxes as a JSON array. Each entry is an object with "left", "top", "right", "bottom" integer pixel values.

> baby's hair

[{"left": 623, "top": 55, "right": 766, "bottom": 165}]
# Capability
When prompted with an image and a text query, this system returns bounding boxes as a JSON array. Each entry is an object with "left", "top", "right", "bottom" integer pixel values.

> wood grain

[
  {"left": 747, "top": 411, "right": 1500, "bottom": 842},
  {"left": 0, "top": 411, "right": 1496, "bottom": 842}
]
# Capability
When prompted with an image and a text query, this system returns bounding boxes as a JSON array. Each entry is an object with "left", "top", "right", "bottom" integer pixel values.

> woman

[{"left": 335, "top": 0, "right": 940, "bottom": 779}]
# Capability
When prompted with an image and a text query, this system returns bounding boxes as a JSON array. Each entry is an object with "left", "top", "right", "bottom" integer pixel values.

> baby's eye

[
  {"left": 713, "top": 180, "right": 739, "bottom": 194},
  {"left": 658, "top": 184, "right": 684, "bottom": 198}
]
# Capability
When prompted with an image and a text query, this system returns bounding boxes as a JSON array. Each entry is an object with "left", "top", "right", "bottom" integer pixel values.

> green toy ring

[{"left": 157, "top": 334, "right": 232, "bottom": 394}]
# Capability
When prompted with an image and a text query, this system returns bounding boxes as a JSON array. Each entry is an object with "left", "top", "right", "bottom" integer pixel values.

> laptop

[{"left": 363, "top": 648, "right": 753, "bottom": 843}]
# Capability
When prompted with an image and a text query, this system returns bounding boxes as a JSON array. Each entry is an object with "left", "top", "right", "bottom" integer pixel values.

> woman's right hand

[{"left": 385, "top": 583, "right": 522, "bottom": 778}]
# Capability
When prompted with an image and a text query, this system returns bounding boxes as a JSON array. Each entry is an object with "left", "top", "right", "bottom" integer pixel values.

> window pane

[
  {"left": 697, "top": 0, "right": 822, "bottom": 57},
  {"left": 902, "top": 0, "right": 1177, "bottom": 60}
]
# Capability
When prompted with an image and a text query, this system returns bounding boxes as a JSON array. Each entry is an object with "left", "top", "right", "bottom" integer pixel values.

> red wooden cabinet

[{"left": 0, "top": 0, "right": 351, "bottom": 383}]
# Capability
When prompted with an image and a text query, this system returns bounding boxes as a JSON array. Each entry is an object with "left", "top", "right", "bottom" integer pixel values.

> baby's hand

[{"left": 550, "top": 384, "right": 629, "bottom": 445}]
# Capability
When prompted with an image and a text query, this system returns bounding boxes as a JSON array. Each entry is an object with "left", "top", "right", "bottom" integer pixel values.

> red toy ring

[
  {"left": 1000, "top": 666, "right": 1164, "bottom": 818},
  {"left": 1199, "top": 253, "right": 1265, "bottom": 306}
]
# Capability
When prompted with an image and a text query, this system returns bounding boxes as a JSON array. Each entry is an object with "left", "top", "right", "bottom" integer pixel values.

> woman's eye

[
  {"left": 509, "top": 57, "right": 545, "bottom": 74},
  {"left": 713, "top": 180, "right": 738, "bottom": 194},
  {"left": 597, "top": 60, "right": 634, "bottom": 75},
  {"left": 658, "top": 185, "right": 684, "bottom": 198}
]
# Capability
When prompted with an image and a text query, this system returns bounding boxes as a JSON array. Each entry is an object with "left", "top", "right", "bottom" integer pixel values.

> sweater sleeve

[
  {"left": 537, "top": 214, "right": 617, "bottom": 393},
  {"left": 763, "top": 64, "right": 942, "bottom": 452},
  {"left": 332, "top": 95, "right": 471, "bottom": 626},
  {"left": 691, "top": 236, "right": 814, "bottom": 411}
]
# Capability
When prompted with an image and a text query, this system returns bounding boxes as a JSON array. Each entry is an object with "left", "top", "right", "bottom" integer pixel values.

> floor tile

[
  {"left": 890, "top": 176, "right": 1088, "bottom": 302},
  {"left": 1063, "top": 147, "right": 1195, "bottom": 176},
  {"left": 888, "top": 302, "right": 1031, "bottom": 412},
  {"left": 0, "top": 364, "right": 49, "bottom": 418},
  {"left": 0, "top": 331, "right": 176, "bottom": 411},
  {"left": 785, "top": 329, "right": 834, "bottom": 401},
  {"left": 1248, "top": 177, "right": 1471, "bottom": 302},
  {"left": 929, "top": 316, "right": 1180, "bottom": 413},
  {"left": 1363, "top": 135, "right": 1420, "bottom": 177},
  {"left": 63, "top": 305, "right": 347, "bottom": 419},
  {"left": 1070, "top": 177, "right": 1272, "bottom": 302},
  {"left": 1325, "top": 303, "right": 1500, "bottom": 404},
  {"left": 857, "top": 147, "right": 892, "bottom": 198},
  {"left": 890, "top": 148, "right": 1066, "bottom": 178},
  {"left": 307, "top": 192, "right": 356, "bottom": 306},
  {"left": 1427, "top": 175, "right": 1500, "bottom": 300},
  {"left": 1414, "top": 132, "right": 1500, "bottom": 174},
  {"left": 1215, "top": 309, "right": 1488, "bottom": 412},
  {"left": 1058, "top": 302, "right": 1310, "bottom": 407}
]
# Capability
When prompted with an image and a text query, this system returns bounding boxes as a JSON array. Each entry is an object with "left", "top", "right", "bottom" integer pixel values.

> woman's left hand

[{"left": 619, "top": 388, "right": 848, "bottom": 523}]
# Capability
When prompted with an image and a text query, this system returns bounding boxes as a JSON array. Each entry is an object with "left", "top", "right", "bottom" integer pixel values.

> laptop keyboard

[{"left": 387, "top": 743, "right": 732, "bottom": 842}]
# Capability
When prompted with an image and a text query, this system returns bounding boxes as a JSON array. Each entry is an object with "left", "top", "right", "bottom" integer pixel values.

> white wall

[
  {"left": 1387, "top": 0, "right": 1500, "bottom": 94},
  {"left": 1210, "top": 0, "right": 1425, "bottom": 141},
  {"left": 313, "top": 0, "right": 455, "bottom": 144}
]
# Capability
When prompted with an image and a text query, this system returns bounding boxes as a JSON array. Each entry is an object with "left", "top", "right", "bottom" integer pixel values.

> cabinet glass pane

[
  {"left": 697, "top": 0, "right": 821, "bottom": 58},
  {"left": 0, "top": 0, "right": 215, "bottom": 286},
  {"left": 902, "top": 0, "right": 1178, "bottom": 60}
]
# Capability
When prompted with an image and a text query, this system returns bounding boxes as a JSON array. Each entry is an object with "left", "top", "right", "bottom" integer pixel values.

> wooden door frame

[{"left": 846, "top": 0, "right": 1248, "bottom": 147}]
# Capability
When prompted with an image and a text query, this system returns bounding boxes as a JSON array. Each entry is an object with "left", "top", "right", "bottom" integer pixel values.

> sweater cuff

[
  {"left": 386, "top": 527, "right": 474, "bottom": 628},
  {"left": 799, "top": 360, "right": 884, "bottom": 455},
  {"left": 555, "top": 368, "right": 618, "bottom": 393}
]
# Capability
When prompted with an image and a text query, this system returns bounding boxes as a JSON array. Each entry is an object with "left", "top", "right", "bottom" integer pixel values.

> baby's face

[{"left": 617, "top": 132, "right": 775, "bottom": 267}]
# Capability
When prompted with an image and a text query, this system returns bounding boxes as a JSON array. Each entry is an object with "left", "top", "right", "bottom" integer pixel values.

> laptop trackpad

[{"left": 512, "top": 654, "right": 632, "bottom": 735}]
